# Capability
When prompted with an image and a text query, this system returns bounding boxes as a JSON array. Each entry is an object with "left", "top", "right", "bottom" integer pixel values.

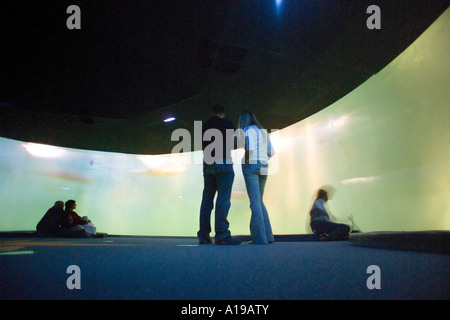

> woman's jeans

[
  {"left": 242, "top": 163, "right": 274, "bottom": 244},
  {"left": 198, "top": 163, "right": 234, "bottom": 242}
]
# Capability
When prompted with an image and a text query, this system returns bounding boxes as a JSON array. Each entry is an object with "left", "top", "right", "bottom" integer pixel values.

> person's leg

[
  {"left": 70, "top": 225, "right": 91, "bottom": 237},
  {"left": 311, "top": 220, "right": 350, "bottom": 241},
  {"left": 258, "top": 174, "right": 274, "bottom": 243},
  {"left": 214, "top": 164, "right": 234, "bottom": 242},
  {"left": 198, "top": 166, "right": 217, "bottom": 243},
  {"left": 328, "top": 223, "right": 350, "bottom": 241},
  {"left": 244, "top": 170, "right": 268, "bottom": 244},
  {"left": 83, "top": 221, "right": 96, "bottom": 235}
]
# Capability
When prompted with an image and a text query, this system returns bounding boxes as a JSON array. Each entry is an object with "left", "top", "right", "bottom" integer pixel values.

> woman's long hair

[
  {"left": 238, "top": 111, "right": 264, "bottom": 130},
  {"left": 237, "top": 111, "right": 267, "bottom": 150}
]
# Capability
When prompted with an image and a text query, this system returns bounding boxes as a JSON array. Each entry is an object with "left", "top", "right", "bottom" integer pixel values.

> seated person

[
  {"left": 310, "top": 189, "right": 350, "bottom": 241},
  {"left": 62, "top": 199, "right": 97, "bottom": 237},
  {"left": 36, "top": 201, "right": 65, "bottom": 237}
]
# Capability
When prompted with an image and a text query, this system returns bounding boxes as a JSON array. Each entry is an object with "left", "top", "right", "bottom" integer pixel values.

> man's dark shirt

[
  {"left": 36, "top": 206, "right": 64, "bottom": 233},
  {"left": 202, "top": 115, "right": 236, "bottom": 164}
]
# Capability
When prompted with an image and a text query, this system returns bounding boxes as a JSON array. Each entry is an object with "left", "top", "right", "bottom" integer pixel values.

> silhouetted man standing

[{"left": 198, "top": 104, "right": 241, "bottom": 245}]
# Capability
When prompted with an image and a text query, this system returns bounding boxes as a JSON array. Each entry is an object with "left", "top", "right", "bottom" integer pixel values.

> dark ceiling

[{"left": 1, "top": 0, "right": 449, "bottom": 154}]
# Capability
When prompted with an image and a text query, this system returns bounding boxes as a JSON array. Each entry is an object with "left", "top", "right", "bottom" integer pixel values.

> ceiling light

[{"left": 164, "top": 117, "right": 176, "bottom": 123}]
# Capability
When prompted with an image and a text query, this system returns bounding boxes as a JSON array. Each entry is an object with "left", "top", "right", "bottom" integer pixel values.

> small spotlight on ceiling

[
  {"left": 164, "top": 117, "right": 176, "bottom": 123},
  {"left": 275, "top": 0, "right": 282, "bottom": 7}
]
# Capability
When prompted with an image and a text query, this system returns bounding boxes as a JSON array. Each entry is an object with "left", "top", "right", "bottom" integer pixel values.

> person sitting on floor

[
  {"left": 62, "top": 199, "right": 98, "bottom": 238},
  {"left": 310, "top": 189, "right": 350, "bottom": 241},
  {"left": 36, "top": 200, "right": 65, "bottom": 237}
]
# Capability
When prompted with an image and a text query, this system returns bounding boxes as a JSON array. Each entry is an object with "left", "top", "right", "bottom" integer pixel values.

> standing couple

[{"left": 198, "top": 104, "right": 275, "bottom": 245}]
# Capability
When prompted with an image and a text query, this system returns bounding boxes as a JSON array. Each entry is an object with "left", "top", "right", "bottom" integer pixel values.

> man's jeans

[
  {"left": 198, "top": 163, "right": 234, "bottom": 242},
  {"left": 242, "top": 163, "right": 274, "bottom": 244}
]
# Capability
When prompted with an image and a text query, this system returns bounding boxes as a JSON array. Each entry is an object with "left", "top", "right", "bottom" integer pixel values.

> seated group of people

[
  {"left": 37, "top": 191, "right": 350, "bottom": 241},
  {"left": 36, "top": 200, "right": 106, "bottom": 238}
]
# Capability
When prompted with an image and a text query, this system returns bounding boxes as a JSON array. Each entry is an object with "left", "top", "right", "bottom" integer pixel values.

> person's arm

[
  {"left": 245, "top": 127, "right": 257, "bottom": 163},
  {"left": 267, "top": 136, "right": 275, "bottom": 159},
  {"left": 71, "top": 212, "right": 87, "bottom": 225}
]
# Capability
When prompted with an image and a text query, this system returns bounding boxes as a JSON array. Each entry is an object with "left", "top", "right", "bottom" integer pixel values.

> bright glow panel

[{"left": 0, "top": 10, "right": 449, "bottom": 235}]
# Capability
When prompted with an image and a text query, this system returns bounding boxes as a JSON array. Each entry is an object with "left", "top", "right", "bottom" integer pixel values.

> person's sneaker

[
  {"left": 215, "top": 237, "right": 241, "bottom": 245},
  {"left": 248, "top": 240, "right": 270, "bottom": 245},
  {"left": 93, "top": 232, "right": 108, "bottom": 238},
  {"left": 318, "top": 233, "right": 331, "bottom": 241},
  {"left": 199, "top": 238, "right": 213, "bottom": 245}
]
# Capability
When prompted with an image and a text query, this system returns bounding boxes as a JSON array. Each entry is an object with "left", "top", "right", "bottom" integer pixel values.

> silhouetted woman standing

[{"left": 238, "top": 111, "right": 275, "bottom": 244}]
